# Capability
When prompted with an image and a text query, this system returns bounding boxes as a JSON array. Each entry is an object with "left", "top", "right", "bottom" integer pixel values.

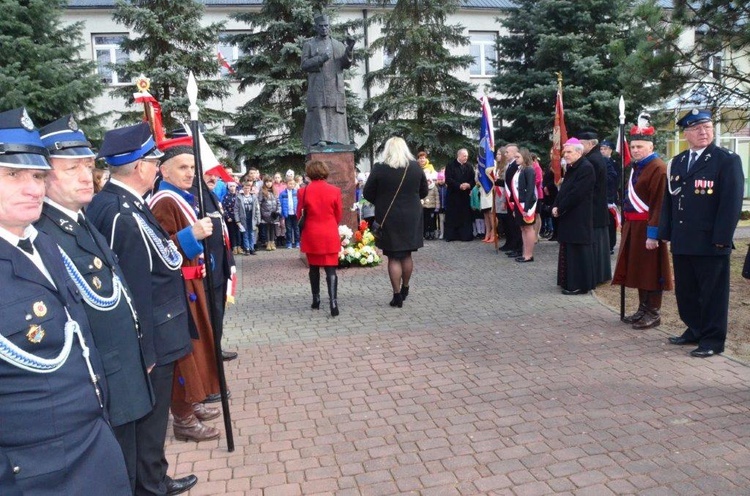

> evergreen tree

[
  {"left": 628, "top": 0, "right": 750, "bottom": 118},
  {"left": 0, "top": 0, "right": 103, "bottom": 126},
  {"left": 491, "top": 0, "right": 663, "bottom": 148},
  {"left": 230, "top": 2, "right": 365, "bottom": 172},
  {"left": 111, "top": 0, "right": 230, "bottom": 131},
  {"left": 365, "top": 0, "right": 476, "bottom": 166}
]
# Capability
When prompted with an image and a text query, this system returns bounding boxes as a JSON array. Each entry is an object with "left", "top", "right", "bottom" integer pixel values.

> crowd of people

[
  {"left": 0, "top": 110, "right": 242, "bottom": 495},
  {"left": 0, "top": 102, "right": 746, "bottom": 496}
]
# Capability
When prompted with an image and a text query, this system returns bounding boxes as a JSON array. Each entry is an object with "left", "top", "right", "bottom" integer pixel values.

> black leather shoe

[
  {"left": 667, "top": 336, "right": 697, "bottom": 346},
  {"left": 506, "top": 251, "right": 521, "bottom": 258},
  {"left": 499, "top": 245, "right": 511, "bottom": 251},
  {"left": 690, "top": 348, "right": 717, "bottom": 358},
  {"left": 561, "top": 288, "right": 585, "bottom": 295},
  {"left": 202, "top": 390, "right": 231, "bottom": 403},
  {"left": 222, "top": 350, "right": 238, "bottom": 361},
  {"left": 515, "top": 257, "right": 534, "bottom": 263},
  {"left": 166, "top": 474, "right": 198, "bottom": 495}
]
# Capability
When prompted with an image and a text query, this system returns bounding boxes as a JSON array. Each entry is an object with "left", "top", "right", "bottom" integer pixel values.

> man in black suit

[
  {"left": 577, "top": 131, "right": 612, "bottom": 285},
  {"left": 87, "top": 123, "right": 198, "bottom": 495},
  {"left": 0, "top": 107, "right": 131, "bottom": 495},
  {"left": 35, "top": 115, "right": 153, "bottom": 490},
  {"left": 659, "top": 109, "right": 745, "bottom": 358}
]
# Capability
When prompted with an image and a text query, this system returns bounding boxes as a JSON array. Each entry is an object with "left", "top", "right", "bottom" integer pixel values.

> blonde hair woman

[{"left": 363, "top": 137, "right": 428, "bottom": 307}]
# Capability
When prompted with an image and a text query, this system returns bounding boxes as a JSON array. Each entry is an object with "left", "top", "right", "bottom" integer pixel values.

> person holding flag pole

[
  {"left": 612, "top": 112, "right": 673, "bottom": 329},
  {"left": 478, "top": 96, "right": 496, "bottom": 246}
]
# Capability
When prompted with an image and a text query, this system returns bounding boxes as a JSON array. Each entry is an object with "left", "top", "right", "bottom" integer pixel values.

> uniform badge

[
  {"left": 20, "top": 109, "right": 34, "bottom": 131},
  {"left": 33, "top": 301, "right": 47, "bottom": 318},
  {"left": 707, "top": 180, "right": 714, "bottom": 195},
  {"left": 26, "top": 325, "right": 45, "bottom": 344},
  {"left": 92, "top": 276, "right": 102, "bottom": 290},
  {"left": 93, "top": 257, "right": 103, "bottom": 269},
  {"left": 68, "top": 115, "right": 79, "bottom": 131}
]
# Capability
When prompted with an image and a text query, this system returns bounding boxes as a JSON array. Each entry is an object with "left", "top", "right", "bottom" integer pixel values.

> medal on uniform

[
  {"left": 93, "top": 257, "right": 103, "bottom": 269},
  {"left": 33, "top": 301, "right": 47, "bottom": 317},
  {"left": 707, "top": 180, "right": 714, "bottom": 195},
  {"left": 92, "top": 276, "right": 102, "bottom": 290},
  {"left": 26, "top": 324, "right": 45, "bottom": 344}
]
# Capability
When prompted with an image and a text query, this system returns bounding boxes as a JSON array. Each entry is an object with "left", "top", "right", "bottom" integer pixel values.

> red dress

[{"left": 297, "top": 179, "right": 342, "bottom": 266}]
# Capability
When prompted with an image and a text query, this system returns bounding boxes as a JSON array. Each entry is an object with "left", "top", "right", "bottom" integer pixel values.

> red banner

[{"left": 551, "top": 85, "right": 567, "bottom": 183}]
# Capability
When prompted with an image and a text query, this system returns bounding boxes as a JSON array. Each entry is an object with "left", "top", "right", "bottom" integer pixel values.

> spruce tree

[
  {"left": 365, "top": 0, "right": 476, "bottom": 166},
  {"left": 111, "top": 0, "right": 230, "bottom": 131},
  {"left": 491, "top": 0, "right": 663, "bottom": 148},
  {"left": 627, "top": 0, "right": 750, "bottom": 117},
  {"left": 0, "top": 0, "right": 103, "bottom": 126},
  {"left": 230, "top": 2, "right": 365, "bottom": 172}
]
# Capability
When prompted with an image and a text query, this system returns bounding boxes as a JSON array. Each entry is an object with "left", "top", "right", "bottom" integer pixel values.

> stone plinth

[{"left": 307, "top": 149, "right": 357, "bottom": 232}]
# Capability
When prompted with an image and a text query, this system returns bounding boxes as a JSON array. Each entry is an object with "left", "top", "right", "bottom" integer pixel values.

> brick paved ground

[{"left": 165, "top": 238, "right": 750, "bottom": 496}]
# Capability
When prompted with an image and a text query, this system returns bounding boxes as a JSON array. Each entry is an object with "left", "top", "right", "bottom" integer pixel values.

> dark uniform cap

[
  {"left": 575, "top": 130, "right": 599, "bottom": 141},
  {"left": 0, "top": 107, "right": 51, "bottom": 170},
  {"left": 677, "top": 109, "right": 712, "bottom": 129},
  {"left": 39, "top": 115, "right": 95, "bottom": 158},
  {"left": 600, "top": 139, "right": 615, "bottom": 149},
  {"left": 97, "top": 122, "right": 164, "bottom": 167}
]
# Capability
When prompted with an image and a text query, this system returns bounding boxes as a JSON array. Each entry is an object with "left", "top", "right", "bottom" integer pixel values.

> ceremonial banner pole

[
  {"left": 187, "top": 72, "right": 235, "bottom": 452},
  {"left": 618, "top": 96, "right": 626, "bottom": 321}
]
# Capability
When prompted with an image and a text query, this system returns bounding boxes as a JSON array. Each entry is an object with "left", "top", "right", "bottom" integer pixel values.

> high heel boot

[
  {"left": 309, "top": 268, "right": 320, "bottom": 309},
  {"left": 326, "top": 273, "right": 339, "bottom": 317}
]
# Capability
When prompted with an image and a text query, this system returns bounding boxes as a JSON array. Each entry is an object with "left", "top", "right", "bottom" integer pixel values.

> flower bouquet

[{"left": 338, "top": 221, "right": 382, "bottom": 268}]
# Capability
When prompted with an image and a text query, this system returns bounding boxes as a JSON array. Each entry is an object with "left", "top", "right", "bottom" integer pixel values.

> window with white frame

[
  {"left": 469, "top": 32, "right": 497, "bottom": 77},
  {"left": 93, "top": 34, "right": 128, "bottom": 85},
  {"left": 218, "top": 32, "right": 248, "bottom": 77}
]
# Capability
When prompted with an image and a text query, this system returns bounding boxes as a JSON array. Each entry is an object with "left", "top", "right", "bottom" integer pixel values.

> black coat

[
  {"left": 515, "top": 166, "right": 537, "bottom": 211},
  {"left": 586, "top": 146, "right": 610, "bottom": 228},
  {"left": 658, "top": 143, "right": 744, "bottom": 256},
  {"left": 35, "top": 203, "right": 153, "bottom": 427},
  {"left": 87, "top": 181, "right": 193, "bottom": 368},
  {"left": 554, "top": 156, "right": 595, "bottom": 244},
  {"left": 363, "top": 160, "right": 428, "bottom": 252},
  {"left": 0, "top": 232, "right": 130, "bottom": 495}
]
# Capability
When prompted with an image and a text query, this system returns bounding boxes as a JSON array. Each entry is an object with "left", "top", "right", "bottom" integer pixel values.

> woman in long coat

[
  {"left": 363, "top": 137, "right": 428, "bottom": 307},
  {"left": 297, "top": 160, "right": 343, "bottom": 316}
]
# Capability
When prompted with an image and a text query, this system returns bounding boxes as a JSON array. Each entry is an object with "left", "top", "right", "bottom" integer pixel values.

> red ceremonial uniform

[{"left": 612, "top": 155, "right": 673, "bottom": 291}]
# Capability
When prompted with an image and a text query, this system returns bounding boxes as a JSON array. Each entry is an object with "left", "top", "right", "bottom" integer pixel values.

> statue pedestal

[{"left": 307, "top": 149, "right": 357, "bottom": 232}]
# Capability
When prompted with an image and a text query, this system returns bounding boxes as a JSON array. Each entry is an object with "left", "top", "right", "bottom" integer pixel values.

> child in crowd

[
  {"left": 470, "top": 183, "right": 485, "bottom": 238},
  {"left": 422, "top": 171, "right": 440, "bottom": 239},
  {"left": 259, "top": 175, "right": 281, "bottom": 251},
  {"left": 279, "top": 178, "right": 300, "bottom": 248},
  {"left": 235, "top": 181, "right": 260, "bottom": 255},
  {"left": 436, "top": 170, "right": 447, "bottom": 239}
]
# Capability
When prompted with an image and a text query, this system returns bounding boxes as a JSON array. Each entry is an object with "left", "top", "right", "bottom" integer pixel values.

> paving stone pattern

[{"left": 165, "top": 239, "right": 750, "bottom": 495}]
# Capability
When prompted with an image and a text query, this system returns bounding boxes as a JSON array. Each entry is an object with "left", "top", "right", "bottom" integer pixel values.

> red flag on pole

[
  {"left": 218, "top": 51, "right": 236, "bottom": 75},
  {"left": 616, "top": 126, "right": 632, "bottom": 167},
  {"left": 551, "top": 75, "right": 567, "bottom": 183}
]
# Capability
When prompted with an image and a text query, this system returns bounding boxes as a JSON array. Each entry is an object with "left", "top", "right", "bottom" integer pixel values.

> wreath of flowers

[{"left": 338, "top": 221, "right": 382, "bottom": 267}]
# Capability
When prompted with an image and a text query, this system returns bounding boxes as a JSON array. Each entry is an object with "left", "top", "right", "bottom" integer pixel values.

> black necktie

[
  {"left": 17, "top": 237, "right": 34, "bottom": 255},
  {"left": 687, "top": 151, "right": 698, "bottom": 172}
]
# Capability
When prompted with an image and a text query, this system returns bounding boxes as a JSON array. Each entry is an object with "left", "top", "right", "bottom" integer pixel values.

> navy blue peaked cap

[
  {"left": 677, "top": 109, "right": 712, "bottom": 129},
  {"left": 97, "top": 122, "right": 164, "bottom": 166},
  {"left": 40, "top": 115, "right": 95, "bottom": 158},
  {"left": 0, "top": 108, "right": 51, "bottom": 170}
]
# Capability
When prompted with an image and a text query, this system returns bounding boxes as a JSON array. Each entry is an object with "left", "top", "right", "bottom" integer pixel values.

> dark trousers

[
  {"left": 113, "top": 420, "right": 138, "bottom": 492},
  {"left": 608, "top": 211, "right": 617, "bottom": 251},
  {"left": 226, "top": 221, "right": 241, "bottom": 249},
  {"left": 135, "top": 362, "right": 174, "bottom": 496},
  {"left": 209, "top": 281, "right": 227, "bottom": 343},
  {"left": 505, "top": 210, "right": 522, "bottom": 250},
  {"left": 285, "top": 215, "right": 299, "bottom": 245},
  {"left": 674, "top": 254, "right": 730, "bottom": 352}
]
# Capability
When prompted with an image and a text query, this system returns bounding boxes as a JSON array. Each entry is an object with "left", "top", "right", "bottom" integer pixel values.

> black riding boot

[
  {"left": 326, "top": 273, "right": 339, "bottom": 317},
  {"left": 309, "top": 267, "right": 320, "bottom": 310}
]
